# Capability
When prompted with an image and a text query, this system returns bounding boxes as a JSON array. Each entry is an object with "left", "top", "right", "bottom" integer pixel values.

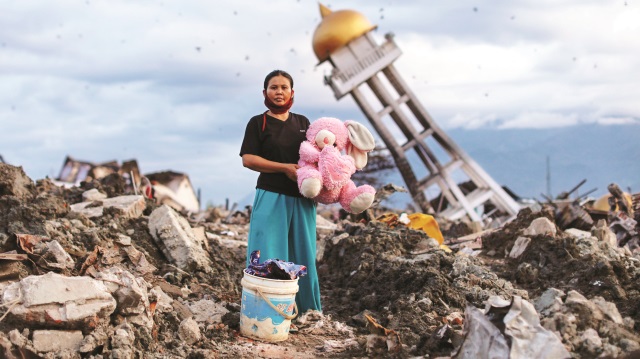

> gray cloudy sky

[{"left": 1, "top": 0, "right": 638, "bottom": 206}]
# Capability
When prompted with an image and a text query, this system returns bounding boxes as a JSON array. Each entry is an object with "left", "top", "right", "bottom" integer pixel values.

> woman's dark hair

[{"left": 263, "top": 70, "right": 294, "bottom": 90}]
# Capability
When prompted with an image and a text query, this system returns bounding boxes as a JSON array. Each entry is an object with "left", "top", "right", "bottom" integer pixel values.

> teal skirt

[{"left": 246, "top": 189, "right": 322, "bottom": 313}]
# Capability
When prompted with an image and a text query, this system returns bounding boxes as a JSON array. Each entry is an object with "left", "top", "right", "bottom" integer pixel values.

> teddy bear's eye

[{"left": 332, "top": 143, "right": 338, "bottom": 147}]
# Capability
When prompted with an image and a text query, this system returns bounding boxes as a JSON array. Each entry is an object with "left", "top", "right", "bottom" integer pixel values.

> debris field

[{"left": 0, "top": 163, "right": 639, "bottom": 358}]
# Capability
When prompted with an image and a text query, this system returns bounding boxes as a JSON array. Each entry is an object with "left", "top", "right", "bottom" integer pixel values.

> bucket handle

[{"left": 256, "top": 288, "right": 298, "bottom": 320}]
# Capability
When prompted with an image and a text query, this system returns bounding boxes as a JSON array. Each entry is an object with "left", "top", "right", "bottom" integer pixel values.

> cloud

[
  {"left": 1, "top": 0, "right": 639, "bottom": 205},
  {"left": 499, "top": 112, "right": 579, "bottom": 129},
  {"left": 597, "top": 117, "right": 640, "bottom": 126}
]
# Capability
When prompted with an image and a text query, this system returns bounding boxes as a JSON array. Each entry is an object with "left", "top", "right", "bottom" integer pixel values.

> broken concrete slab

[
  {"left": 38, "top": 240, "right": 75, "bottom": 270},
  {"left": 188, "top": 299, "right": 229, "bottom": 324},
  {"left": 509, "top": 236, "right": 531, "bottom": 259},
  {"left": 317, "top": 214, "right": 338, "bottom": 243},
  {"left": 78, "top": 327, "right": 108, "bottom": 354},
  {"left": 192, "top": 226, "right": 209, "bottom": 252},
  {"left": 592, "top": 219, "right": 618, "bottom": 247},
  {"left": 113, "top": 234, "right": 157, "bottom": 276},
  {"left": 149, "top": 286, "right": 174, "bottom": 314},
  {"left": 111, "top": 322, "right": 136, "bottom": 358},
  {"left": 206, "top": 232, "right": 247, "bottom": 250},
  {"left": 565, "top": 228, "right": 592, "bottom": 240},
  {"left": 523, "top": 217, "right": 557, "bottom": 236},
  {"left": 70, "top": 195, "right": 146, "bottom": 218},
  {"left": 95, "top": 267, "right": 149, "bottom": 317},
  {"left": 1, "top": 272, "right": 116, "bottom": 330},
  {"left": 534, "top": 288, "right": 565, "bottom": 317},
  {"left": 32, "top": 330, "right": 83, "bottom": 353},
  {"left": 82, "top": 188, "right": 107, "bottom": 202},
  {"left": 148, "top": 205, "right": 212, "bottom": 273},
  {"left": 591, "top": 296, "right": 624, "bottom": 325},
  {"left": 178, "top": 317, "right": 202, "bottom": 345}
]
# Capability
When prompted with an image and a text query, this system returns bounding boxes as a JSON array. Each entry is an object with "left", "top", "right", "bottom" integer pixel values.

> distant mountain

[{"left": 376, "top": 123, "right": 640, "bottom": 210}]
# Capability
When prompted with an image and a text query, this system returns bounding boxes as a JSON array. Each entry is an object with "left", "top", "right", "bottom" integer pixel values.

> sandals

[{"left": 289, "top": 323, "right": 299, "bottom": 333}]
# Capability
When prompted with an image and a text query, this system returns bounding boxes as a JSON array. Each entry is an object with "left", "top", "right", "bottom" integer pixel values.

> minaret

[{"left": 312, "top": 4, "right": 520, "bottom": 222}]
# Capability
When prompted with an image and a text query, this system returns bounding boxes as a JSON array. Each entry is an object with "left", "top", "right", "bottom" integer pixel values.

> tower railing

[{"left": 325, "top": 36, "right": 401, "bottom": 98}]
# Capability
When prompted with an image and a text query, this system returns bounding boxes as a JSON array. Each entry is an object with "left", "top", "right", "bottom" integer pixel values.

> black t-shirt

[{"left": 240, "top": 112, "right": 310, "bottom": 197}]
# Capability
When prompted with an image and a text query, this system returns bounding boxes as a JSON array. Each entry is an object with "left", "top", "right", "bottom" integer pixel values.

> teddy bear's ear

[{"left": 345, "top": 121, "right": 375, "bottom": 169}]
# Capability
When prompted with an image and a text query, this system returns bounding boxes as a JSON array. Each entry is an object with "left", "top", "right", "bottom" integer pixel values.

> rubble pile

[
  {"left": 0, "top": 164, "right": 247, "bottom": 358},
  {"left": 0, "top": 162, "right": 639, "bottom": 358},
  {"left": 319, "top": 221, "right": 528, "bottom": 356}
]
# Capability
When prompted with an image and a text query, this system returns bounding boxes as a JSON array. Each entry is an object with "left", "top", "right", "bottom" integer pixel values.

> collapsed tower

[{"left": 312, "top": 4, "right": 520, "bottom": 222}]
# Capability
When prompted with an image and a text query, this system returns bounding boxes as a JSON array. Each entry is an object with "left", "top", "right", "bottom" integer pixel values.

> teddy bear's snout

[{"left": 315, "top": 129, "right": 337, "bottom": 149}]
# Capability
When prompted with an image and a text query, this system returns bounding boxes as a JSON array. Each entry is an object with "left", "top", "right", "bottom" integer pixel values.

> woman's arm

[{"left": 242, "top": 154, "right": 300, "bottom": 182}]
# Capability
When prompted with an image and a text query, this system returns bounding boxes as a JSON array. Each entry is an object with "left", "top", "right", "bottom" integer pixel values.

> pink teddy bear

[{"left": 297, "top": 117, "right": 376, "bottom": 214}]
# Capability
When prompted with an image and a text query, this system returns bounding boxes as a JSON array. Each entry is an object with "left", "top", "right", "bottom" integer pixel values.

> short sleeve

[{"left": 240, "top": 117, "right": 260, "bottom": 157}]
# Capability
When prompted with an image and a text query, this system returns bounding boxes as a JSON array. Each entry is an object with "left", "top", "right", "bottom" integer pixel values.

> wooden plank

[{"left": 0, "top": 252, "right": 29, "bottom": 261}]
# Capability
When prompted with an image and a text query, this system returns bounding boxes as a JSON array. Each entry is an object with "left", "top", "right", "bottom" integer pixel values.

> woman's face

[{"left": 264, "top": 75, "right": 293, "bottom": 105}]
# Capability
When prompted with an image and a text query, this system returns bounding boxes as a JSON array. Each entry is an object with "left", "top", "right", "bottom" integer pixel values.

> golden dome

[{"left": 312, "top": 4, "right": 377, "bottom": 63}]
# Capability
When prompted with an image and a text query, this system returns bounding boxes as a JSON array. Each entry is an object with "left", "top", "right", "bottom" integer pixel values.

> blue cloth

[{"left": 246, "top": 189, "right": 322, "bottom": 313}]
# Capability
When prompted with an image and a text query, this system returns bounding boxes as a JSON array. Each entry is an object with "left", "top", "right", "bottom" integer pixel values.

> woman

[{"left": 239, "top": 69, "right": 322, "bottom": 315}]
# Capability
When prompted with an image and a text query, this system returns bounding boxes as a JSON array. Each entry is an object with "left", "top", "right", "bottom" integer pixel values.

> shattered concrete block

[
  {"left": 40, "top": 240, "right": 75, "bottom": 270},
  {"left": 115, "top": 234, "right": 132, "bottom": 246},
  {"left": 32, "top": 330, "right": 83, "bottom": 352},
  {"left": 148, "top": 205, "right": 212, "bottom": 273},
  {"left": 331, "top": 233, "right": 350, "bottom": 245},
  {"left": 193, "top": 226, "right": 209, "bottom": 252},
  {"left": 565, "top": 228, "right": 592, "bottom": 240},
  {"left": 69, "top": 203, "right": 102, "bottom": 219},
  {"left": 316, "top": 238, "right": 328, "bottom": 262},
  {"left": 70, "top": 195, "right": 146, "bottom": 219},
  {"left": 509, "top": 236, "right": 531, "bottom": 259},
  {"left": 8, "top": 329, "right": 26, "bottom": 347},
  {"left": 82, "top": 188, "right": 107, "bottom": 202},
  {"left": 317, "top": 214, "right": 338, "bottom": 245},
  {"left": 574, "top": 236, "right": 599, "bottom": 258},
  {"left": 564, "top": 290, "right": 606, "bottom": 324},
  {"left": 149, "top": 286, "right": 174, "bottom": 313},
  {"left": 316, "top": 218, "right": 340, "bottom": 261},
  {"left": 0, "top": 332, "right": 15, "bottom": 358},
  {"left": 207, "top": 232, "right": 247, "bottom": 250},
  {"left": 188, "top": 299, "right": 229, "bottom": 324},
  {"left": 155, "top": 280, "right": 184, "bottom": 297},
  {"left": 592, "top": 296, "right": 624, "bottom": 324},
  {"left": 523, "top": 217, "right": 557, "bottom": 236},
  {"left": 120, "top": 244, "right": 157, "bottom": 276},
  {"left": 95, "top": 267, "right": 149, "bottom": 316},
  {"left": 178, "top": 317, "right": 202, "bottom": 345},
  {"left": 111, "top": 323, "right": 135, "bottom": 359},
  {"left": 619, "top": 338, "right": 640, "bottom": 352},
  {"left": 534, "top": 288, "right": 565, "bottom": 317},
  {"left": 579, "top": 328, "right": 602, "bottom": 355},
  {"left": 95, "top": 267, "right": 153, "bottom": 329},
  {"left": 1, "top": 272, "right": 116, "bottom": 329},
  {"left": 172, "top": 300, "right": 194, "bottom": 320},
  {"left": 79, "top": 327, "right": 108, "bottom": 354},
  {"left": 592, "top": 220, "right": 618, "bottom": 247}
]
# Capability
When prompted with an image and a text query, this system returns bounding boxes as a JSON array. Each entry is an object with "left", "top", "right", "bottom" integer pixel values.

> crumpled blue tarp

[{"left": 245, "top": 250, "right": 307, "bottom": 280}]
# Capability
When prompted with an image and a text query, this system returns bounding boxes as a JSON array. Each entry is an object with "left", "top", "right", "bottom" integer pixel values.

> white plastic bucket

[{"left": 240, "top": 271, "right": 299, "bottom": 342}]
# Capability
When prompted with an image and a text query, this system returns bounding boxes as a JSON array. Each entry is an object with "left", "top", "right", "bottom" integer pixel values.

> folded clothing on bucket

[{"left": 245, "top": 250, "right": 307, "bottom": 280}]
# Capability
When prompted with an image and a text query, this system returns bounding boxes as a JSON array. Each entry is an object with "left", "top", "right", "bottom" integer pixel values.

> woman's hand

[{"left": 283, "top": 163, "right": 300, "bottom": 182}]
